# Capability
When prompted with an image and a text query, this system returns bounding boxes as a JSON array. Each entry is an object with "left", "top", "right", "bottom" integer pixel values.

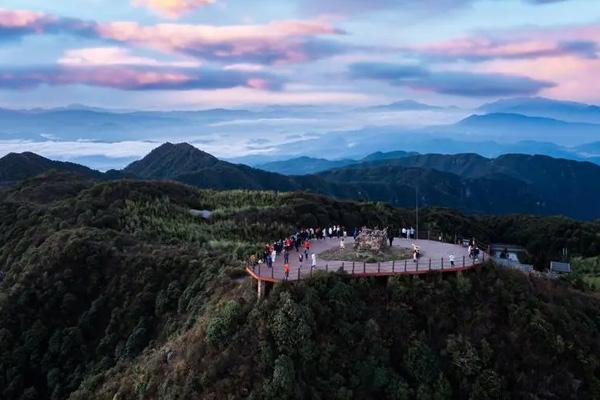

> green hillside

[{"left": 1, "top": 174, "right": 600, "bottom": 399}]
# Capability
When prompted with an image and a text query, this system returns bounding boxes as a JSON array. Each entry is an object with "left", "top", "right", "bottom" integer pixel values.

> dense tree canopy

[{"left": 0, "top": 173, "right": 599, "bottom": 399}]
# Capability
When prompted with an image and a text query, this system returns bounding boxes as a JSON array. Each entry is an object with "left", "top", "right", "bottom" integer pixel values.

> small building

[
  {"left": 550, "top": 261, "right": 571, "bottom": 274},
  {"left": 189, "top": 209, "right": 213, "bottom": 219},
  {"left": 490, "top": 244, "right": 527, "bottom": 263}
]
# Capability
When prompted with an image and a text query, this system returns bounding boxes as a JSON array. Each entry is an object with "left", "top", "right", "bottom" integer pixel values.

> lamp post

[{"left": 415, "top": 185, "right": 419, "bottom": 242}]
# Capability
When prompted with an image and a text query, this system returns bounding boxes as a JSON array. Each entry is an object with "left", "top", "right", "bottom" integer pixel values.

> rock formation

[{"left": 354, "top": 228, "right": 388, "bottom": 252}]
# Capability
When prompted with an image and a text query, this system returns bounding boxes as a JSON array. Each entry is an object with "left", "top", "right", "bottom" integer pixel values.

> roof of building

[{"left": 550, "top": 261, "right": 571, "bottom": 273}]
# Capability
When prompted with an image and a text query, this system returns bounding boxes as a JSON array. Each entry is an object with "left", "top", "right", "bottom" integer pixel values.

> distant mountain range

[
  {"left": 364, "top": 100, "right": 450, "bottom": 112},
  {"left": 3, "top": 96, "right": 600, "bottom": 171},
  {"left": 256, "top": 151, "right": 417, "bottom": 175},
  {"left": 443, "top": 112, "right": 600, "bottom": 144},
  {"left": 479, "top": 97, "right": 600, "bottom": 124},
  {"left": 3, "top": 142, "right": 600, "bottom": 220}
]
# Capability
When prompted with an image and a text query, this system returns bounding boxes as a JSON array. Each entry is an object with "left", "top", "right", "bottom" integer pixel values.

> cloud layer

[
  {"left": 349, "top": 62, "right": 555, "bottom": 97},
  {"left": 0, "top": 64, "right": 282, "bottom": 91},
  {"left": 0, "top": 9, "right": 346, "bottom": 65},
  {"left": 133, "top": 0, "right": 214, "bottom": 18}
]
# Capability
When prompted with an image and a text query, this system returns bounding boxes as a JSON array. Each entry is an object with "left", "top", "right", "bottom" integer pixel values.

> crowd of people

[
  {"left": 250, "top": 225, "right": 352, "bottom": 278},
  {"left": 248, "top": 226, "right": 481, "bottom": 277}
]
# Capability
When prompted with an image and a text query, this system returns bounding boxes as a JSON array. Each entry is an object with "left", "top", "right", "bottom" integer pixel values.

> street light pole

[{"left": 415, "top": 185, "right": 419, "bottom": 242}]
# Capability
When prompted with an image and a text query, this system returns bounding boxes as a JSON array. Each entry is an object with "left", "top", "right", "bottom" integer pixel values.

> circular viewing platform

[{"left": 246, "top": 237, "right": 485, "bottom": 283}]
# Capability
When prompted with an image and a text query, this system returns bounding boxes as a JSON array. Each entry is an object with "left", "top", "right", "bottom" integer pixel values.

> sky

[{"left": 1, "top": 0, "right": 600, "bottom": 110}]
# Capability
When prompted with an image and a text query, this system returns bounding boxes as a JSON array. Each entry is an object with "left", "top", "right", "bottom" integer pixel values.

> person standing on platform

[{"left": 304, "top": 239, "right": 311, "bottom": 259}]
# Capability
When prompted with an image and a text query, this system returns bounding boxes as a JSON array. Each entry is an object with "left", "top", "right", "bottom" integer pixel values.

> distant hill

[
  {"left": 256, "top": 151, "right": 417, "bottom": 175},
  {"left": 256, "top": 156, "right": 357, "bottom": 175},
  {"left": 4, "top": 143, "right": 600, "bottom": 219},
  {"left": 124, "top": 142, "right": 221, "bottom": 179},
  {"left": 361, "top": 150, "right": 418, "bottom": 162},
  {"left": 0, "top": 152, "right": 131, "bottom": 186},
  {"left": 448, "top": 112, "right": 600, "bottom": 144},
  {"left": 365, "top": 99, "right": 446, "bottom": 111},
  {"left": 334, "top": 153, "right": 600, "bottom": 219},
  {"left": 479, "top": 97, "right": 600, "bottom": 124},
  {"left": 0, "top": 152, "right": 102, "bottom": 184}
]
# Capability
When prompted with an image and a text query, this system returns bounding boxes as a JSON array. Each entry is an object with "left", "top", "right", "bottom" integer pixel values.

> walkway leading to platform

[{"left": 246, "top": 237, "right": 485, "bottom": 283}]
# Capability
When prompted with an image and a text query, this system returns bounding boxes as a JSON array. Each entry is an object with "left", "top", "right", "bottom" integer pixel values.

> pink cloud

[
  {"left": 58, "top": 47, "right": 202, "bottom": 68},
  {"left": 0, "top": 8, "right": 346, "bottom": 64},
  {"left": 0, "top": 8, "right": 46, "bottom": 28},
  {"left": 412, "top": 25, "right": 600, "bottom": 61},
  {"left": 133, "top": 0, "right": 214, "bottom": 18},
  {"left": 0, "top": 65, "right": 284, "bottom": 91},
  {"left": 478, "top": 55, "right": 600, "bottom": 102},
  {"left": 95, "top": 19, "right": 345, "bottom": 63}
]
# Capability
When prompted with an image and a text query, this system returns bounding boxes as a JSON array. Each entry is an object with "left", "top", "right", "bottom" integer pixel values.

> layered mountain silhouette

[
  {"left": 2, "top": 142, "right": 600, "bottom": 219},
  {"left": 479, "top": 96, "right": 600, "bottom": 124},
  {"left": 256, "top": 151, "right": 417, "bottom": 175}
]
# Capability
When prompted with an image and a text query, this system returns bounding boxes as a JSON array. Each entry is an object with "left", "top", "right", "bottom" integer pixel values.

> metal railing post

[
  {"left": 342, "top": 262, "right": 345, "bottom": 272},
  {"left": 378, "top": 262, "right": 381, "bottom": 273},
  {"left": 404, "top": 259, "right": 407, "bottom": 272},
  {"left": 441, "top": 258, "right": 444, "bottom": 270},
  {"left": 271, "top": 266, "right": 274, "bottom": 279},
  {"left": 352, "top": 262, "right": 355, "bottom": 274},
  {"left": 326, "top": 263, "right": 329, "bottom": 272},
  {"left": 429, "top": 258, "right": 431, "bottom": 271},
  {"left": 363, "top": 262, "right": 366, "bottom": 273},
  {"left": 463, "top": 256, "right": 465, "bottom": 267},
  {"left": 392, "top": 260, "right": 395, "bottom": 273},
  {"left": 297, "top": 268, "right": 300, "bottom": 280}
]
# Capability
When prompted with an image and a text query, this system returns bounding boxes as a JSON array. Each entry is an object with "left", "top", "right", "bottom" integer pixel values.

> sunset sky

[{"left": 1, "top": 0, "right": 599, "bottom": 110}]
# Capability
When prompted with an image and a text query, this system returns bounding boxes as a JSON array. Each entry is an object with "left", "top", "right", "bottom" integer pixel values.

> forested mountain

[
  {"left": 256, "top": 156, "right": 358, "bottom": 175},
  {"left": 255, "top": 151, "right": 416, "bottom": 175},
  {"left": 331, "top": 153, "right": 600, "bottom": 219},
  {"left": 1, "top": 174, "right": 600, "bottom": 399},
  {"left": 3, "top": 143, "right": 600, "bottom": 219},
  {"left": 0, "top": 152, "right": 102, "bottom": 184}
]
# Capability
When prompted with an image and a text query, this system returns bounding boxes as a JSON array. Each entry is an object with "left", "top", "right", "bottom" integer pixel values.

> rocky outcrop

[{"left": 354, "top": 228, "right": 388, "bottom": 252}]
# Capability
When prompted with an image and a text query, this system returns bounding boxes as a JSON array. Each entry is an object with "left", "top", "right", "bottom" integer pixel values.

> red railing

[{"left": 246, "top": 252, "right": 486, "bottom": 283}]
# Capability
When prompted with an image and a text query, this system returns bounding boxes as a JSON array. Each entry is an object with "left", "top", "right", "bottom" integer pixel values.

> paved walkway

[{"left": 246, "top": 237, "right": 484, "bottom": 282}]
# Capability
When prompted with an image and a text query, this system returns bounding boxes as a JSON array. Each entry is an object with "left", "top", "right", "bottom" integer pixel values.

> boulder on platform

[{"left": 354, "top": 228, "right": 388, "bottom": 252}]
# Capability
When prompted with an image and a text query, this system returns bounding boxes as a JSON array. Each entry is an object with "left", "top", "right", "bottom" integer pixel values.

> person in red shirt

[
  {"left": 284, "top": 263, "right": 290, "bottom": 279},
  {"left": 304, "top": 239, "right": 311, "bottom": 258}
]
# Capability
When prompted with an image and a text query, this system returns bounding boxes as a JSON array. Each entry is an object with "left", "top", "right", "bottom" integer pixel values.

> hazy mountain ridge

[
  {"left": 3, "top": 96, "right": 600, "bottom": 169},
  {"left": 256, "top": 151, "right": 417, "bottom": 175},
  {"left": 3, "top": 142, "right": 600, "bottom": 219},
  {"left": 479, "top": 97, "right": 600, "bottom": 124}
]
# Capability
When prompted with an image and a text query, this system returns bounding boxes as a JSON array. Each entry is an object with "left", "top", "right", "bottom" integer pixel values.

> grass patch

[
  {"left": 571, "top": 256, "right": 600, "bottom": 290},
  {"left": 318, "top": 245, "right": 413, "bottom": 263}
]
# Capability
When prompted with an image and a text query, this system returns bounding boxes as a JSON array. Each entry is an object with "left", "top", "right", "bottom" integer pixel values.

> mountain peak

[
  {"left": 124, "top": 142, "right": 219, "bottom": 179},
  {"left": 368, "top": 99, "right": 443, "bottom": 111}
]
